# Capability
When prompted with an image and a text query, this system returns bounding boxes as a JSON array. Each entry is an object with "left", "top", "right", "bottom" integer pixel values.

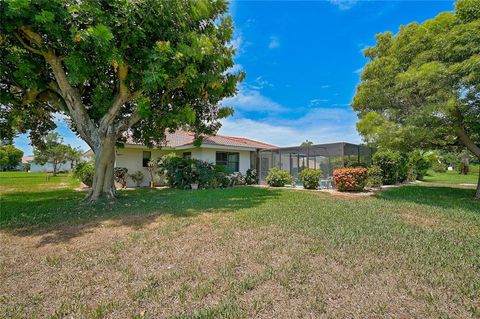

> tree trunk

[
  {"left": 53, "top": 160, "right": 58, "bottom": 176},
  {"left": 86, "top": 136, "right": 117, "bottom": 202}
]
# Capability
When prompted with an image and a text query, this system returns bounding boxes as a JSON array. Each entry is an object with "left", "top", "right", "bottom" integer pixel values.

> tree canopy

[
  {"left": 0, "top": 144, "right": 23, "bottom": 169},
  {"left": 352, "top": 0, "right": 480, "bottom": 197},
  {"left": 0, "top": 0, "right": 242, "bottom": 200}
]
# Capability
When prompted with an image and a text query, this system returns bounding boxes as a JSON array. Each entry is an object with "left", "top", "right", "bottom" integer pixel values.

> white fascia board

[
  {"left": 122, "top": 143, "right": 175, "bottom": 150},
  {"left": 175, "top": 144, "right": 256, "bottom": 152}
]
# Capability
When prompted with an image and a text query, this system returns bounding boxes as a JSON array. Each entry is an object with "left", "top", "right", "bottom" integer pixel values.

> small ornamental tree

[
  {"left": 0, "top": 0, "right": 243, "bottom": 201},
  {"left": 33, "top": 132, "right": 77, "bottom": 175}
]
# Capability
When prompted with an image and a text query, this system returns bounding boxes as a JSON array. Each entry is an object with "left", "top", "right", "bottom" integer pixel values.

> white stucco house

[
  {"left": 21, "top": 155, "right": 73, "bottom": 173},
  {"left": 85, "top": 130, "right": 276, "bottom": 187}
]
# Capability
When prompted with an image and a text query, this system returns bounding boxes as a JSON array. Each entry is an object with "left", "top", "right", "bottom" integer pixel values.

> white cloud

[
  {"left": 230, "top": 35, "right": 244, "bottom": 56},
  {"left": 268, "top": 36, "right": 280, "bottom": 49},
  {"left": 328, "top": 0, "right": 358, "bottom": 10},
  {"left": 249, "top": 76, "right": 273, "bottom": 90},
  {"left": 219, "top": 107, "right": 361, "bottom": 147},
  {"left": 227, "top": 64, "right": 243, "bottom": 74},
  {"left": 321, "top": 85, "right": 330, "bottom": 89},
  {"left": 354, "top": 67, "right": 364, "bottom": 75},
  {"left": 310, "top": 99, "right": 329, "bottom": 106},
  {"left": 222, "top": 86, "right": 285, "bottom": 113}
]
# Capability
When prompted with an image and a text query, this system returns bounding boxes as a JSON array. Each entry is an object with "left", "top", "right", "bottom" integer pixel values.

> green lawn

[
  {"left": 0, "top": 171, "right": 479, "bottom": 318},
  {"left": 422, "top": 165, "right": 479, "bottom": 185}
]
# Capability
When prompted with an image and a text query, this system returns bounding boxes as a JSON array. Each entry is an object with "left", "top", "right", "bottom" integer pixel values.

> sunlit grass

[{"left": 0, "top": 171, "right": 479, "bottom": 317}]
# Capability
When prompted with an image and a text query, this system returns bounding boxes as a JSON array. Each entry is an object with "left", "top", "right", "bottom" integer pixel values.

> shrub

[
  {"left": 266, "top": 168, "right": 293, "bottom": 187},
  {"left": 130, "top": 170, "right": 144, "bottom": 187},
  {"left": 406, "top": 165, "right": 417, "bottom": 182},
  {"left": 333, "top": 168, "right": 368, "bottom": 192},
  {"left": 432, "top": 161, "right": 446, "bottom": 173},
  {"left": 228, "top": 172, "right": 246, "bottom": 186},
  {"left": 73, "top": 162, "right": 94, "bottom": 187},
  {"left": 366, "top": 165, "right": 382, "bottom": 188},
  {"left": 344, "top": 159, "right": 368, "bottom": 168},
  {"left": 299, "top": 168, "right": 322, "bottom": 189},
  {"left": 245, "top": 168, "right": 258, "bottom": 185},
  {"left": 159, "top": 155, "right": 233, "bottom": 189},
  {"left": 407, "top": 151, "right": 431, "bottom": 180},
  {"left": 114, "top": 167, "right": 128, "bottom": 188},
  {"left": 372, "top": 150, "right": 404, "bottom": 185}
]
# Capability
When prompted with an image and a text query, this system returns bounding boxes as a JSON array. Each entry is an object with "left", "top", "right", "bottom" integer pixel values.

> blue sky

[{"left": 14, "top": 0, "right": 456, "bottom": 154}]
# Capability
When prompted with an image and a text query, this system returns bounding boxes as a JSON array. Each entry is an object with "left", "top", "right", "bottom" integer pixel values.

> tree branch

[
  {"left": 99, "top": 60, "right": 131, "bottom": 131},
  {"left": 14, "top": 32, "right": 44, "bottom": 56},
  {"left": 115, "top": 111, "right": 142, "bottom": 136},
  {"left": 454, "top": 109, "right": 480, "bottom": 158},
  {"left": 15, "top": 26, "right": 96, "bottom": 145}
]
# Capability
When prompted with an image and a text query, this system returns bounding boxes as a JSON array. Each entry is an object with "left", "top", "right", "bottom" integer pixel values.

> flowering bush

[
  {"left": 245, "top": 168, "right": 258, "bottom": 185},
  {"left": 299, "top": 168, "right": 322, "bottom": 189},
  {"left": 333, "top": 168, "right": 368, "bottom": 192}
]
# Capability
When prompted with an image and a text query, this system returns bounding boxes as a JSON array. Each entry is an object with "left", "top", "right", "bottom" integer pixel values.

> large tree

[
  {"left": 0, "top": 0, "right": 242, "bottom": 201},
  {"left": 352, "top": 0, "right": 480, "bottom": 198}
]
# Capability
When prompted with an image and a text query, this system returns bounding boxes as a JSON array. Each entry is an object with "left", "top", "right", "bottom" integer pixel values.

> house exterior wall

[
  {"left": 115, "top": 145, "right": 253, "bottom": 187},
  {"left": 30, "top": 161, "right": 72, "bottom": 173},
  {"left": 115, "top": 147, "right": 176, "bottom": 187},
  {"left": 194, "top": 148, "right": 251, "bottom": 174}
]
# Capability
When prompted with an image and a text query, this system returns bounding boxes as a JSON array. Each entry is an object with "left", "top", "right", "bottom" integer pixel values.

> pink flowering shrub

[{"left": 333, "top": 168, "right": 368, "bottom": 192}]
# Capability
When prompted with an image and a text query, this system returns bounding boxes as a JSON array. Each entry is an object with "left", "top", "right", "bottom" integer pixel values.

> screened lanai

[{"left": 258, "top": 142, "right": 374, "bottom": 184}]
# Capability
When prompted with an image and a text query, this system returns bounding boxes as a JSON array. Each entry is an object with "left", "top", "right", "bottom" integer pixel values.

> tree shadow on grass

[
  {"left": 375, "top": 184, "right": 479, "bottom": 214},
  {"left": 0, "top": 187, "right": 280, "bottom": 246}
]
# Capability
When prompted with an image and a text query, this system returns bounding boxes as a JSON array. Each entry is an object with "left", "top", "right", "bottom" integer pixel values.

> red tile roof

[{"left": 125, "top": 130, "right": 276, "bottom": 149}]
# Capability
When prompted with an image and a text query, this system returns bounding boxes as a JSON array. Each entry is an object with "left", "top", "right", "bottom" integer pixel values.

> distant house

[{"left": 21, "top": 155, "right": 73, "bottom": 173}]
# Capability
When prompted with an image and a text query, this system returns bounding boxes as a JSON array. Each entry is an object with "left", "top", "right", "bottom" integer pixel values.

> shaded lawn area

[{"left": 0, "top": 172, "right": 479, "bottom": 318}]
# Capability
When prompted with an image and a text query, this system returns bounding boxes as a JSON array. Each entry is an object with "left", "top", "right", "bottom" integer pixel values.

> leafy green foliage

[
  {"left": 353, "top": 0, "right": 479, "bottom": 163},
  {"left": 245, "top": 168, "right": 258, "bottom": 185},
  {"left": 407, "top": 150, "right": 432, "bottom": 180},
  {"left": 73, "top": 162, "right": 94, "bottom": 187},
  {"left": 158, "top": 154, "right": 233, "bottom": 189},
  {"left": 299, "top": 169, "right": 322, "bottom": 189},
  {"left": 366, "top": 165, "right": 383, "bottom": 188},
  {"left": 130, "top": 171, "right": 145, "bottom": 187},
  {"left": 432, "top": 161, "right": 447, "bottom": 173},
  {"left": 266, "top": 168, "right": 293, "bottom": 187},
  {"left": 372, "top": 150, "right": 404, "bottom": 185},
  {"left": 0, "top": 144, "right": 23, "bottom": 168},
  {"left": 0, "top": 0, "right": 243, "bottom": 149}
]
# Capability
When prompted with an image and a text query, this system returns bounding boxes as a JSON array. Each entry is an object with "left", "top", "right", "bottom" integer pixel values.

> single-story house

[
  {"left": 85, "top": 130, "right": 276, "bottom": 187},
  {"left": 21, "top": 155, "right": 73, "bottom": 173},
  {"left": 83, "top": 130, "right": 374, "bottom": 187}
]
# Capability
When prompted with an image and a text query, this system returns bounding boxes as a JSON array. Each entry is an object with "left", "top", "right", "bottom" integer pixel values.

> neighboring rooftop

[
  {"left": 125, "top": 130, "right": 276, "bottom": 149},
  {"left": 22, "top": 155, "right": 34, "bottom": 164}
]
